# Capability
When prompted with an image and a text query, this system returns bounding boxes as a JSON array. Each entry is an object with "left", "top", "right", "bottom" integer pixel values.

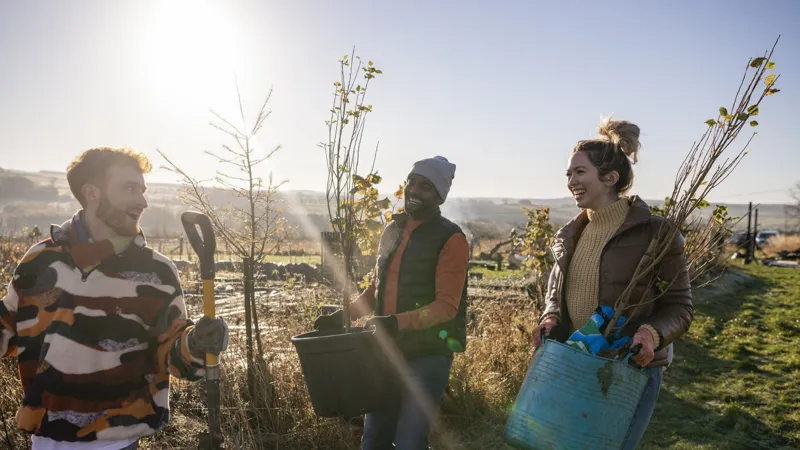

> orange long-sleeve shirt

[{"left": 349, "top": 220, "right": 470, "bottom": 331}]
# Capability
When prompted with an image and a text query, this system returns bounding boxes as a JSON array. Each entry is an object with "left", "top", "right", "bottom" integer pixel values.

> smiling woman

[{"left": 136, "top": 0, "right": 246, "bottom": 111}]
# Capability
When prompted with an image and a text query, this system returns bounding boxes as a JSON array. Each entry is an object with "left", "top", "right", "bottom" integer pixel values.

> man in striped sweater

[{"left": 0, "top": 147, "right": 228, "bottom": 450}]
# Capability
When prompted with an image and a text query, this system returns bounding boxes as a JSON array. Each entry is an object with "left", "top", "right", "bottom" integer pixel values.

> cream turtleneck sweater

[{"left": 565, "top": 197, "right": 630, "bottom": 332}]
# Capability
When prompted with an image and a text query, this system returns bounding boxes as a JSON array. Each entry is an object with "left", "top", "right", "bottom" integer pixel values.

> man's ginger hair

[{"left": 67, "top": 147, "right": 152, "bottom": 207}]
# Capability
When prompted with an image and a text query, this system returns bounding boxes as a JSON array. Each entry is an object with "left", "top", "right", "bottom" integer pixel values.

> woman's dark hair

[{"left": 572, "top": 116, "right": 641, "bottom": 194}]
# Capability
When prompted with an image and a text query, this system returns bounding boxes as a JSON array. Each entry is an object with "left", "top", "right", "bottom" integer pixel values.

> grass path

[{"left": 640, "top": 263, "right": 800, "bottom": 449}]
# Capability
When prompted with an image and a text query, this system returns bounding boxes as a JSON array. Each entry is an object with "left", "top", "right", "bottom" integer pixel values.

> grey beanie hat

[{"left": 409, "top": 156, "right": 456, "bottom": 201}]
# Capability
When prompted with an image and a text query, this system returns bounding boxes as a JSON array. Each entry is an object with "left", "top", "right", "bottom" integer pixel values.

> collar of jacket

[
  {"left": 552, "top": 195, "right": 653, "bottom": 259},
  {"left": 391, "top": 207, "right": 443, "bottom": 230},
  {"left": 49, "top": 210, "right": 147, "bottom": 270}
]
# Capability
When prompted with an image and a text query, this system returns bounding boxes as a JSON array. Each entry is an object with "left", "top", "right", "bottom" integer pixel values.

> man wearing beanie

[{"left": 314, "top": 156, "right": 470, "bottom": 450}]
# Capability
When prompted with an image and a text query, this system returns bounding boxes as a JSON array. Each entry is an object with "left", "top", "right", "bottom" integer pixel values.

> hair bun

[{"left": 598, "top": 116, "right": 641, "bottom": 164}]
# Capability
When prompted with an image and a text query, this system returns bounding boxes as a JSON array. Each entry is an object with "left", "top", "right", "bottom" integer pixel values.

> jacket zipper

[
  {"left": 597, "top": 218, "right": 654, "bottom": 335},
  {"left": 80, "top": 263, "right": 104, "bottom": 282},
  {"left": 548, "top": 243, "right": 569, "bottom": 330}
]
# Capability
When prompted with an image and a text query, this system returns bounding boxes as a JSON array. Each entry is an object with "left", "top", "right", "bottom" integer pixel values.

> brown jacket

[{"left": 540, "top": 196, "right": 693, "bottom": 368}]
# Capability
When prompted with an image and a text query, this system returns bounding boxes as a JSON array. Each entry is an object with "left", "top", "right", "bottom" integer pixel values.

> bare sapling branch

[
  {"left": 604, "top": 36, "right": 783, "bottom": 339},
  {"left": 158, "top": 78, "right": 289, "bottom": 391}
]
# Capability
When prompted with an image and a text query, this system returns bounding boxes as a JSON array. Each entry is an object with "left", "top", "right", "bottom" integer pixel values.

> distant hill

[{"left": 0, "top": 168, "right": 794, "bottom": 238}]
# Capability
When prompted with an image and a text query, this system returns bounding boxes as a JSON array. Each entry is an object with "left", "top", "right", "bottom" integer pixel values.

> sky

[{"left": 1, "top": 0, "right": 798, "bottom": 204}]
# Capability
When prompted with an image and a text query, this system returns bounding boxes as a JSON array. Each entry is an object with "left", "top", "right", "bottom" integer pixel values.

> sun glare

[{"left": 137, "top": 0, "right": 245, "bottom": 112}]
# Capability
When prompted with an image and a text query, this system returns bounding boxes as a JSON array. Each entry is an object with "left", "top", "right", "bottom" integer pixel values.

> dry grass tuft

[
  {"left": 436, "top": 298, "right": 536, "bottom": 449},
  {"left": 762, "top": 234, "right": 800, "bottom": 257}
]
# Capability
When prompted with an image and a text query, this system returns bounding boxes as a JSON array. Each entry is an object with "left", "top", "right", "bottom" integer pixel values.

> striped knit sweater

[{"left": 0, "top": 212, "right": 204, "bottom": 443}]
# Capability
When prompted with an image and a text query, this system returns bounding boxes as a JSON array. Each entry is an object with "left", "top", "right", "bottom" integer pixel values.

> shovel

[{"left": 181, "top": 211, "right": 225, "bottom": 450}]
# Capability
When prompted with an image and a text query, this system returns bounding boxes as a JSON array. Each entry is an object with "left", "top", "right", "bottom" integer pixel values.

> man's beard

[{"left": 97, "top": 196, "right": 140, "bottom": 237}]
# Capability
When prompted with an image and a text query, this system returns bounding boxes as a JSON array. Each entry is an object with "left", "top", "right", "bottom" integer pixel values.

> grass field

[
  {"left": 635, "top": 262, "right": 800, "bottom": 450},
  {"left": 1, "top": 237, "right": 798, "bottom": 448}
]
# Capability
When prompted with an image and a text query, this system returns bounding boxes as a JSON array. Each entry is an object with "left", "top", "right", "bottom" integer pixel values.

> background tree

[
  {"left": 159, "top": 81, "right": 288, "bottom": 404},
  {"left": 789, "top": 181, "right": 800, "bottom": 220}
]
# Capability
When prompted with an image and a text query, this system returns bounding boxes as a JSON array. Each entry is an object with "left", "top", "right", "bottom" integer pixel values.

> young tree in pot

[
  {"left": 319, "top": 49, "right": 387, "bottom": 333},
  {"left": 290, "top": 51, "right": 402, "bottom": 419}
]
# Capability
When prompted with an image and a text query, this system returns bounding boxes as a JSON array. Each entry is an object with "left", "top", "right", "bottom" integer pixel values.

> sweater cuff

[
  {"left": 639, "top": 324, "right": 661, "bottom": 349},
  {"left": 395, "top": 312, "right": 413, "bottom": 331},
  {"left": 539, "top": 313, "right": 560, "bottom": 326}
]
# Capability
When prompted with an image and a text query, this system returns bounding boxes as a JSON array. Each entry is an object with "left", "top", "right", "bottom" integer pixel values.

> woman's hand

[
  {"left": 533, "top": 316, "right": 558, "bottom": 348},
  {"left": 631, "top": 327, "right": 656, "bottom": 367}
]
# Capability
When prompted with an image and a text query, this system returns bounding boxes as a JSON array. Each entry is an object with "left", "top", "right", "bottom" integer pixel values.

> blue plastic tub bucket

[{"left": 504, "top": 339, "right": 649, "bottom": 450}]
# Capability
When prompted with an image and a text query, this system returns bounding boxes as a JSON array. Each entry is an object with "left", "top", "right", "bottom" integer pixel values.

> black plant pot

[{"left": 291, "top": 327, "right": 389, "bottom": 418}]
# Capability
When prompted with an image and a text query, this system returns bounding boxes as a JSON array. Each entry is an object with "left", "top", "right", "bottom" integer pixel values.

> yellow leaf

[
  {"left": 765, "top": 74, "right": 776, "bottom": 86},
  {"left": 766, "top": 61, "right": 775, "bottom": 69},
  {"left": 394, "top": 183, "right": 406, "bottom": 199}
]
